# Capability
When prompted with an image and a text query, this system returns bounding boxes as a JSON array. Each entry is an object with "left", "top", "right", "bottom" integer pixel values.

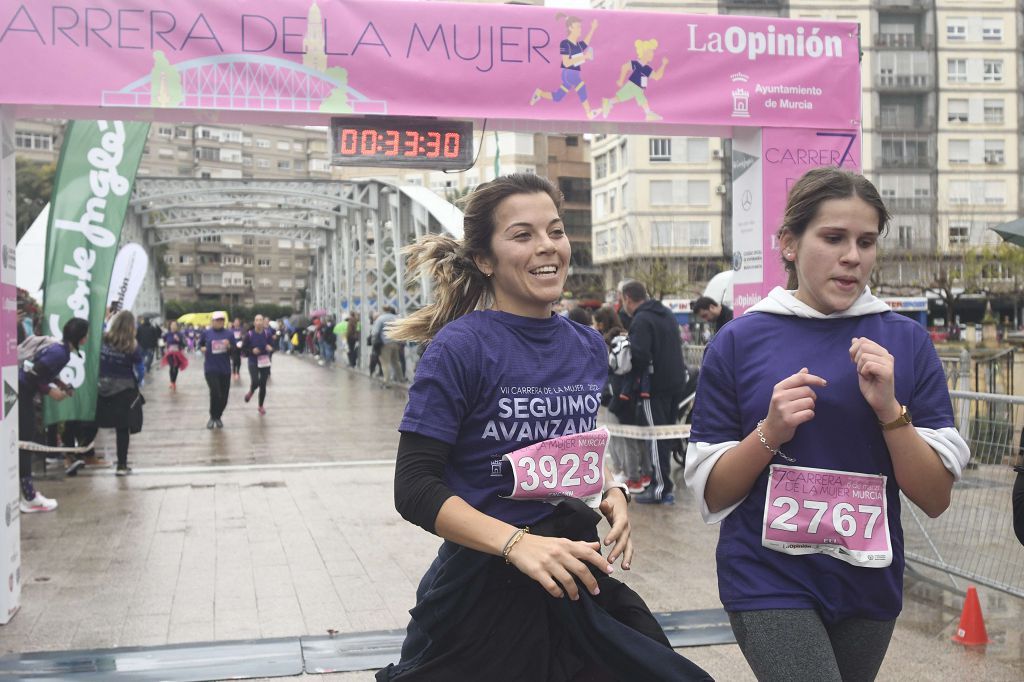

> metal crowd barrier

[{"left": 901, "top": 389, "right": 1024, "bottom": 598}]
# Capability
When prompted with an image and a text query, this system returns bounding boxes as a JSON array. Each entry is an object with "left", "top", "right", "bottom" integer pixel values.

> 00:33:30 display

[{"left": 336, "top": 128, "right": 462, "bottom": 158}]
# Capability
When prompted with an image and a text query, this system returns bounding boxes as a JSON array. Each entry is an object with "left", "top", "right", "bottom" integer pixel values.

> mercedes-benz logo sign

[{"left": 741, "top": 190, "right": 753, "bottom": 212}]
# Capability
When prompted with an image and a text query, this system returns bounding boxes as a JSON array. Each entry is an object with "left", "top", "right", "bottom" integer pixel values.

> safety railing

[{"left": 901, "top": 389, "right": 1024, "bottom": 598}]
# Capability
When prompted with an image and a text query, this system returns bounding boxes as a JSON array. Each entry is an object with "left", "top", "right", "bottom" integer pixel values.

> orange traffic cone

[{"left": 951, "top": 585, "right": 989, "bottom": 646}]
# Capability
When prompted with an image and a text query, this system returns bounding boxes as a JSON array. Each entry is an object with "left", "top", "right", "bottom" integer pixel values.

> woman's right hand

[
  {"left": 505, "top": 534, "right": 612, "bottom": 600},
  {"left": 760, "top": 367, "right": 827, "bottom": 448},
  {"left": 47, "top": 387, "right": 68, "bottom": 401}
]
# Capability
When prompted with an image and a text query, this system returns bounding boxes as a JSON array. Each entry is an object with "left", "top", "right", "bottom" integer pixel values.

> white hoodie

[{"left": 684, "top": 286, "right": 971, "bottom": 524}]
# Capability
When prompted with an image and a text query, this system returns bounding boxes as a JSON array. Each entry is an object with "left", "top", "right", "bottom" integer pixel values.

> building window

[
  {"left": 200, "top": 235, "right": 221, "bottom": 243},
  {"left": 566, "top": 136, "right": 579, "bottom": 147},
  {"left": 279, "top": 259, "right": 291, "bottom": 268},
  {"left": 201, "top": 273, "right": 220, "bottom": 286},
  {"left": 946, "top": 59, "right": 966, "bottom": 83},
  {"left": 650, "top": 221, "right": 710, "bottom": 248},
  {"left": 244, "top": 236, "right": 255, "bottom": 246},
  {"left": 686, "top": 138, "right": 709, "bottom": 163},
  {"left": 897, "top": 225, "right": 913, "bottom": 250},
  {"left": 183, "top": 274, "right": 194, "bottom": 287},
  {"left": 687, "top": 180, "right": 710, "bottom": 205},
  {"left": 255, "top": 138, "right": 270, "bottom": 148},
  {"left": 947, "top": 99, "right": 968, "bottom": 123},
  {"left": 178, "top": 254, "right": 193, "bottom": 265},
  {"left": 295, "top": 279, "right": 306, "bottom": 289},
  {"left": 607, "top": 189, "right": 616, "bottom": 215},
  {"left": 257, "top": 257, "right": 272, "bottom": 267},
  {"left": 945, "top": 19, "right": 966, "bottom": 41},
  {"left": 594, "top": 154, "right": 607, "bottom": 179},
  {"left": 949, "top": 181, "right": 969, "bottom": 204},
  {"left": 258, "top": 277, "right": 273, "bottom": 288},
  {"left": 608, "top": 149, "right": 617, "bottom": 174},
  {"left": 984, "top": 181, "right": 1005, "bottom": 204},
  {"left": 982, "top": 60, "right": 1002, "bottom": 83},
  {"left": 175, "top": 126, "right": 190, "bottom": 139},
  {"left": 257, "top": 238, "right": 272, "bottom": 247},
  {"left": 983, "top": 140, "right": 1004, "bottom": 165},
  {"left": 14, "top": 131, "right": 53, "bottom": 150},
  {"left": 649, "top": 180, "right": 673, "bottom": 206},
  {"left": 279, "top": 279, "right": 293, "bottom": 289},
  {"left": 276, "top": 141, "right": 290, "bottom": 151},
  {"left": 983, "top": 99, "right": 1004, "bottom": 124},
  {"left": 981, "top": 18, "right": 1002, "bottom": 42},
  {"left": 244, "top": 277, "right": 254, "bottom": 288},
  {"left": 949, "top": 224, "right": 969, "bottom": 246},
  {"left": 649, "top": 138, "right": 671, "bottom": 162},
  {"left": 256, "top": 159, "right": 270, "bottom": 168},
  {"left": 948, "top": 139, "right": 969, "bottom": 164},
  {"left": 157, "top": 126, "right": 173, "bottom": 137},
  {"left": 277, "top": 160, "right": 291, "bottom": 170}
]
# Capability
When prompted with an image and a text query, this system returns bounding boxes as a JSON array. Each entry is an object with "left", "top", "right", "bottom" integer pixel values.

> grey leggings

[{"left": 729, "top": 609, "right": 896, "bottom": 682}]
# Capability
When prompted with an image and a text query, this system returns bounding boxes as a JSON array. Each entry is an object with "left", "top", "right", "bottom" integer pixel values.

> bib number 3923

[
  {"left": 761, "top": 464, "right": 893, "bottom": 568},
  {"left": 503, "top": 427, "right": 608, "bottom": 508}
]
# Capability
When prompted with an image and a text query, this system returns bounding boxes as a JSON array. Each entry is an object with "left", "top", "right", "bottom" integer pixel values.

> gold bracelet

[{"left": 502, "top": 527, "right": 530, "bottom": 564}]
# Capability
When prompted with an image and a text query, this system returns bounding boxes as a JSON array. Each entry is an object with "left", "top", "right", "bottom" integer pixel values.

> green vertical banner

[{"left": 41, "top": 120, "right": 148, "bottom": 426}]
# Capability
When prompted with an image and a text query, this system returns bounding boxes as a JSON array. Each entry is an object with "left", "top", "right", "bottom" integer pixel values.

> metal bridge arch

[{"left": 127, "top": 177, "right": 463, "bottom": 336}]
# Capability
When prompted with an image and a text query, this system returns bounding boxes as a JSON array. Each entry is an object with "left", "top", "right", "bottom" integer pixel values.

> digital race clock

[{"left": 329, "top": 116, "right": 474, "bottom": 170}]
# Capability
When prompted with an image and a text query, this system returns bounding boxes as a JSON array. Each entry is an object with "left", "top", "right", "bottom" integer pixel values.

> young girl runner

[
  {"left": 162, "top": 321, "right": 187, "bottom": 391},
  {"left": 685, "top": 167, "right": 970, "bottom": 682},
  {"left": 379, "top": 174, "right": 709, "bottom": 681}
]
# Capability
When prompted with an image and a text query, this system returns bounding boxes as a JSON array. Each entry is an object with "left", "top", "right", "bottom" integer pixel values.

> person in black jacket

[{"left": 622, "top": 280, "right": 687, "bottom": 504}]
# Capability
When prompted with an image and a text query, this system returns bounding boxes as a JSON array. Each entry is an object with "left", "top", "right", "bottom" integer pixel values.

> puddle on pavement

[{"left": 902, "top": 567, "right": 1024, "bottom": 672}]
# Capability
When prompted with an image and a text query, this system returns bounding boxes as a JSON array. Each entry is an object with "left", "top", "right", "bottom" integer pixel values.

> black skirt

[
  {"left": 377, "top": 500, "right": 712, "bottom": 682},
  {"left": 95, "top": 388, "right": 143, "bottom": 433}
]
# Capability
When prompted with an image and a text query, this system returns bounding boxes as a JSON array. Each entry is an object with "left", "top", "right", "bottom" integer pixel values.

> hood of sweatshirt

[{"left": 745, "top": 286, "right": 890, "bottom": 319}]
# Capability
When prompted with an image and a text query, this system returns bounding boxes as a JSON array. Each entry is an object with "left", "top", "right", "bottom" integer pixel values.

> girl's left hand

[
  {"left": 849, "top": 337, "right": 900, "bottom": 422},
  {"left": 599, "top": 489, "right": 634, "bottom": 569}
]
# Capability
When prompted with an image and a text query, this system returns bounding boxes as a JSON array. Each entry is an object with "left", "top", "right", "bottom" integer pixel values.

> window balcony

[
  {"left": 874, "top": 115, "right": 935, "bottom": 131},
  {"left": 884, "top": 197, "right": 933, "bottom": 211},
  {"left": 875, "top": 72, "right": 934, "bottom": 91},
  {"left": 874, "top": 33, "right": 933, "bottom": 50},
  {"left": 873, "top": 0, "right": 927, "bottom": 11},
  {"left": 875, "top": 154, "right": 936, "bottom": 169}
]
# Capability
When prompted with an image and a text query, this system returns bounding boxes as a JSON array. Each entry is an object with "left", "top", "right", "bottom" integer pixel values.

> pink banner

[
  {"left": 0, "top": 284, "right": 14, "bottom": 369},
  {"left": 733, "top": 127, "right": 861, "bottom": 313},
  {"left": 0, "top": 1, "right": 860, "bottom": 131}
]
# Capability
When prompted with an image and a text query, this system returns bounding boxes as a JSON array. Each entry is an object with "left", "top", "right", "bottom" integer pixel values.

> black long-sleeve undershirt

[{"left": 394, "top": 432, "right": 456, "bottom": 534}]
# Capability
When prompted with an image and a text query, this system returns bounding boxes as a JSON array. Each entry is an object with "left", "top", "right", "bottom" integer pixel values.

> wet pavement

[{"left": 3, "top": 354, "right": 1022, "bottom": 681}]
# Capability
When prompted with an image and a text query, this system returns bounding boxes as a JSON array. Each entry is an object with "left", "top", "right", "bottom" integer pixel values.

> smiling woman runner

[
  {"left": 377, "top": 174, "right": 709, "bottom": 682},
  {"left": 685, "top": 167, "right": 970, "bottom": 682}
]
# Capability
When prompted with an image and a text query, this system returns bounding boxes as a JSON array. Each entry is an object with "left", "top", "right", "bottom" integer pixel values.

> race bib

[
  {"left": 503, "top": 427, "right": 608, "bottom": 508},
  {"left": 762, "top": 464, "right": 892, "bottom": 568},
  {"left": 640, "top": 75, "right": 649, "bottom": 88},
  {"left": 167, "top": 344, "right": 179, "bottom": 353},
  {"left": 211, "top": 339, "right": 229, "bottom": 355},
  {"left": 257, "top": 354, "right": 271, "bottom": 368}
]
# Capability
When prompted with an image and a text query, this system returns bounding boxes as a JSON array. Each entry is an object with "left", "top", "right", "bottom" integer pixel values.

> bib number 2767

[{"left": 762, "top": 464, "right": 893, "bottom": 568}]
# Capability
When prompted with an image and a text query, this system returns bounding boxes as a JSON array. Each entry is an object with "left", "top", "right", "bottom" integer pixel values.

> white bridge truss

[{"left": 128, "top": 178, "right": 459, "bottom": 359}]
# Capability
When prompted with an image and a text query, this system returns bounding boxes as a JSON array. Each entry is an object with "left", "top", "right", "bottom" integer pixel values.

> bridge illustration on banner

[{"left": 101, "top": 54, "right": 388, "bottom": 115}]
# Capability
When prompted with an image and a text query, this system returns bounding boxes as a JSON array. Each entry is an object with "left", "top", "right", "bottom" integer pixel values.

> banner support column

[{"left": 0, "top": 105, "right": 23, "bottom": 624}]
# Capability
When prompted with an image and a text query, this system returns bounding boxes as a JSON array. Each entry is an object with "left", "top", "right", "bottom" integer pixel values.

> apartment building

[{"left": 14, "top": 120, "right": 332, "bottom": 310}]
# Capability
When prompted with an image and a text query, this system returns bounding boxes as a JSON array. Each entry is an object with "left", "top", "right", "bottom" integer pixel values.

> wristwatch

[
  {"left": 603, "top": 482, "right": 631, "bottom": 504},
  {"left": 879, "top": 405, "right": 912, "bottom": 431}
]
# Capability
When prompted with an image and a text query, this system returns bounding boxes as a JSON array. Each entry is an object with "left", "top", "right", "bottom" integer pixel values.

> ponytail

[
  {"left": 387, "top": 173, "right": 562, "bottom": 345},
  {"left": 386, "top": 235, "right": 492, "bottom": 344}
]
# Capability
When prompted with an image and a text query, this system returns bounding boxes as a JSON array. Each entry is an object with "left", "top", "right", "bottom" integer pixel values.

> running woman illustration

[
  {"left": 602, "top": 39, "right": 669, "bottom": 121},
  {"left": 530, "top": 15, "right": 600, "bottom": 120}
]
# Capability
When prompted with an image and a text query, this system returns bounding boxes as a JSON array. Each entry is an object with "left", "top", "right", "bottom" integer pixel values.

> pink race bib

[
  {"left": 257, "top": 354, "right": 271, "bottom": 368},
  {"left": 503, "top": 427, "right": 608, "bottom": 508},
  {"left": 167, "top": 344, "right": 180, "bottom": 352},
  {"left": 762, "top": 464, "right": 892, "bottom": 568},
  {"left": 211, "top": 339, "right": 229, "bottom": 354}
]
